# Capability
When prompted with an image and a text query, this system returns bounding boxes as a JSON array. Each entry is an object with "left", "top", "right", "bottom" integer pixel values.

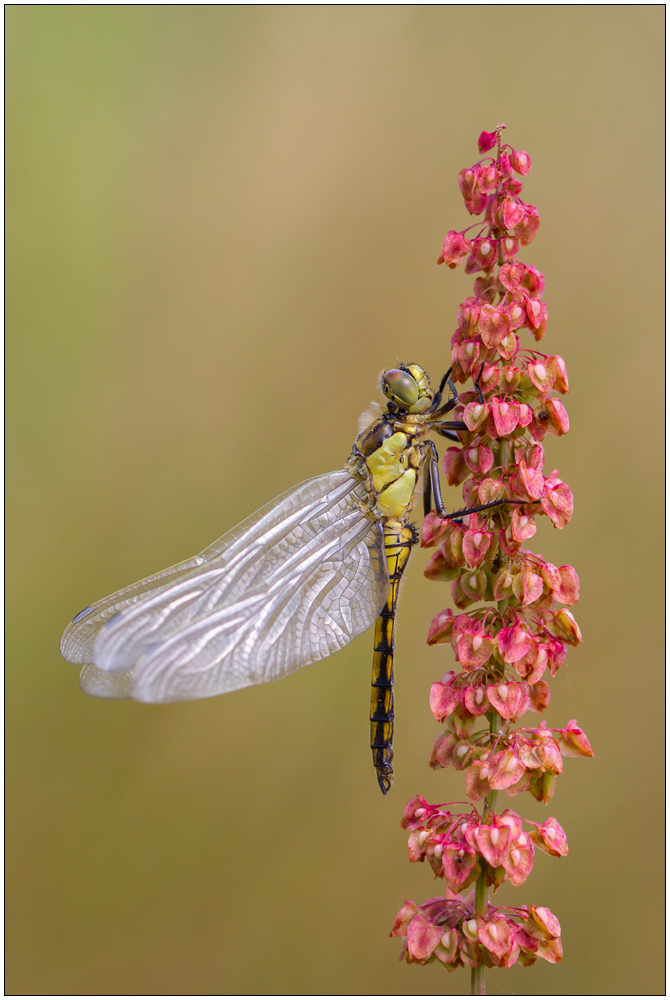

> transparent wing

[{"left": 61, "top": 471, "right": 389, "bottom": 703}]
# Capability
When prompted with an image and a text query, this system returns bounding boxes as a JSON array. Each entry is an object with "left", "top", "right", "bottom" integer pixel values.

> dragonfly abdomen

[{"left": 370, "top": 522, "right": 414, "bottom": 794}]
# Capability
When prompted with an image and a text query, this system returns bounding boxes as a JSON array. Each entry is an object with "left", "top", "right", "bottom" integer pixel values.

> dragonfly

[{"left": 60, "top": 363, "right": 515, "bottom": 793}]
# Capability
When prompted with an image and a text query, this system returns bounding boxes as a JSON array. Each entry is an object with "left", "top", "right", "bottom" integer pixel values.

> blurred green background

[{"left": 6, "top": 6, "right": 663, "bottom": 996}]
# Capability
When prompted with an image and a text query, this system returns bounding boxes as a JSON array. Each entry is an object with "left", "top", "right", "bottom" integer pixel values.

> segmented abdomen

[{"left": 369, "top": 522, "right": 414, "bottom": 794}]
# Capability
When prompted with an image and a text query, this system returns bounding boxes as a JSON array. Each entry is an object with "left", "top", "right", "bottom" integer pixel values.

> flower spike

[{"left": 391, "top": 127, "right": 591, "bottom": 993}]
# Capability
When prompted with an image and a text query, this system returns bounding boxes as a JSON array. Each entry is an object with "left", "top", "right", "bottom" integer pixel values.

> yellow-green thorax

[
  {"left": 364, "top": 429, "right": 422, "bottom": 518},
  {"left": 346, "top": 363, "right": 439, "bottom": 520}
]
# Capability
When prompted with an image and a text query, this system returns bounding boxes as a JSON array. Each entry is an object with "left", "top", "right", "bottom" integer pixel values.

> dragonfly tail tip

[{"left": 377, "top": 773, "right": 393, "bottom": 795}]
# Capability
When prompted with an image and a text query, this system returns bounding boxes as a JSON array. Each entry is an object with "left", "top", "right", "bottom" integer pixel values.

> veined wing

[
  {"left": 61, "top": 471, "right": 362, "bottom": 666},
  {"left": 62, "top": 471, "right": 389, "bottom": 703}
]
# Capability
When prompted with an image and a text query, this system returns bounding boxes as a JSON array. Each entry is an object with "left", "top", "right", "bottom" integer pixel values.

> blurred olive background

[{"left": 6, "top": 6, "right": 663, "bottom": 996}]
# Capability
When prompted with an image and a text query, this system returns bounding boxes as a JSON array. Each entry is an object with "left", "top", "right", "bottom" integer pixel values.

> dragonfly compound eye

[{"left": 382, "top": 369, "right": 420, "bottom": 407}]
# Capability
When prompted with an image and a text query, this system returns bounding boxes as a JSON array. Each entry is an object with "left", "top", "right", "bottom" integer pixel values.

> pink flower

[
  {"left": 479, "top": 305, "right": 511, "bottom": 347},
  {"left": 475, "top": 820, "right": 512, "bottom": 867},
  {"left": 499, "top": 260, "right": 525, "bottom": 291},
  {"left": 521, "top": 267, "right": 545, "bottom": 301},
  {"left": 462, "top": 400, "right": 489, "bottom": 431},
  {"left": 513, "top": 569, "right": 544, "bottom": 606},
  {"left": 400, "top": 795, "right": 431, "bottom": 831},
  {"left": 430, "top": 675, "right": 461, "bottom": 722},
  {"left": 555, "top": 720, "right": 594, "bottom": 757},
  {"left": 477, "top": 130, "right": 497, "bottom": 153},
  {"left": 478, "top": 918, "right": 512, "bottom": 961},
  {"left": 419, "top": 511, "right": 451, "bottom": 548},
  {"left": 423, "top": 545, "right": 460, "bottom": 582},
  {"left": 545, "top": 398, "right": 570, "bottom": 435},
  {"left": 458, "top": 630, "right": 494, "bottom": 668},
  {"left": 458, "top": 338, "right": 482, "bottom": 377},
  {"left": 487, "top": 680, "right": 530, "bottom": 720},
  {"left": 442, "top": 842, "right": 480, "bottom": 892},
  {"left": 526, "top": 905, "right": 561, "bottom": 942},
  {"left": 406, "top": 915, "right": 444, "bottom": 962},
  {"left": 507, "top": 299, "right": 527, "bottom": 329},
  {"left": 503, "top": 830, "right": 535, "bottom": 885},
  {"left": 443, "top": 446, "right": 469, "bottom": 486},
  {"left": 509, "top": 149, "right": 532, "bottom": 175},
  {"left": 497, "top": 623, "right": 533, "bottom": 663},
  {"left": 439, "top": 230, "right": 471, "bottom": 268},
  {"left": 390, "top": 899, "right": 420, "bottom": 936},
  {"left": 463, "top": 443, "right": 494, "bottom": 476},
  {"left": 525, "top": 297, "right": 548, "bottom": 334},
  {"left": 463, "top": 684, "right": 490, "bottom": 716},
  {"left": 426, "top": 607, "right": 455, "bottom": 645},
  {"left": 456, "top": 569, "right": 487, "bottom": 605},
  {"left": 515, "top": 204, "right": 540, "bottom": 245},
  {"left": 510, "top": 508, "right": 537, "bottom": 542},
  {"left": 528, "top": 679, "right": 551, "bottom": 712},
  {"left": 548, "top": 354, "right": 569, "bottom": 392},
  {"left": 491, "top": 396, "right": 520, "bottom": 436},
  {"left": 465, "top": 759, "right": 493, "bottom": 801},
  {"left": 429, "top": 731, "right": 457, "bottom": 769},
  {"left": 518, "top": 457, "right": 545, "bottom": 499},
  {"left": 527, "top": 360, "right": 555, "bottom": 394},
  {"left": 488, "top": 749, "right": 527, "bottom": 790},
  {"left": 542, "top": 482, "right": 574, "bottom": 528},
  {"left": 500, "top": 234, "right": 520, "bottom": 261},
  {"left": 546, "top": 608, "right": 582, "bottom": 645},
  {"left": 531, "top": 817, "right": 569, "bottom": 857}
]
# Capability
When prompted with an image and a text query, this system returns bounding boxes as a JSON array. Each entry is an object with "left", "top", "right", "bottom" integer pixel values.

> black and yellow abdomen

[{"left": 369, "top": 520, "right": 414, "bottom": 794}]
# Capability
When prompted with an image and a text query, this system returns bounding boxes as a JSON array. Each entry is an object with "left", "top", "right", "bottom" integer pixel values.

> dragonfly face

[{"left": 60, "top": 363, "right": 467, "bottom": 794}]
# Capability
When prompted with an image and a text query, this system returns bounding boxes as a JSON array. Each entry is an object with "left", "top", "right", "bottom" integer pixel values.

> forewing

[
  {"left": 64, "top": 471, "right": 388, "bottom": 702},
  {"left": 61, "top": 552, "right": 206, "bottom": 666},
  {"left": 61, "top": 470, "right": 357, "bottom": 666}
]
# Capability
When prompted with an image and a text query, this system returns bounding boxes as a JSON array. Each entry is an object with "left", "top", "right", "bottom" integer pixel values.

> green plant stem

[
  {"left": 471, "top": 708, "right": 501, "bottom": 995},
  {"left": 471, "top": 866, "right": 488, "bottom": 995},
  {"left": 472, "top": 471, "right": 510, "bottom": 995}
]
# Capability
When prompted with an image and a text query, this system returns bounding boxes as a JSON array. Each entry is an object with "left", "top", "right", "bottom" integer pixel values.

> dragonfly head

[{"left": 380, "top": 364, "right": 433, "bottom": 413}]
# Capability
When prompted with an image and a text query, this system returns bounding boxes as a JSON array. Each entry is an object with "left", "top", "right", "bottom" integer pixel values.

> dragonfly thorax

[{"left": 351, "top": 409, "right": 431, "bottom": 521}]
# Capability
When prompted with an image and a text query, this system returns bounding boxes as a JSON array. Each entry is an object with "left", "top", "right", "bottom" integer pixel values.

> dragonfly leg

[
  {"left": 473, "top": 362, "right": 486, "bottom": 405},
  {"left": 445, "top": 497, "right": 527, "bottom": 524},
  {"left": 421, "top": 440, "right": 447, "bottom": 518},
  {"left": 433, "top": 419, "right": 468, "bottom": 440},
  {"left": 423, "top": 457, "right": 433, "bottom": 517},
  {"left": 427, "top": 366, "right": 461, "bottom": 419},
  {"left": 370, "top": 522, "right": 414, "bottom": 794}
]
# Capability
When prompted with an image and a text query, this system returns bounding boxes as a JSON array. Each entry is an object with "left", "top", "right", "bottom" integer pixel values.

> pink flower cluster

[
  {"left": 391, "top": 892, "right": 563, "bottom": 971},
  {"left": 391, "top": 126, "right": 591, "bottom": 986},
  {"left": 428, "top": 691, "right": 592, "bottom": 805},
  {"left": 400, "top": 795, "right": 568, "bottom": 894}
]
